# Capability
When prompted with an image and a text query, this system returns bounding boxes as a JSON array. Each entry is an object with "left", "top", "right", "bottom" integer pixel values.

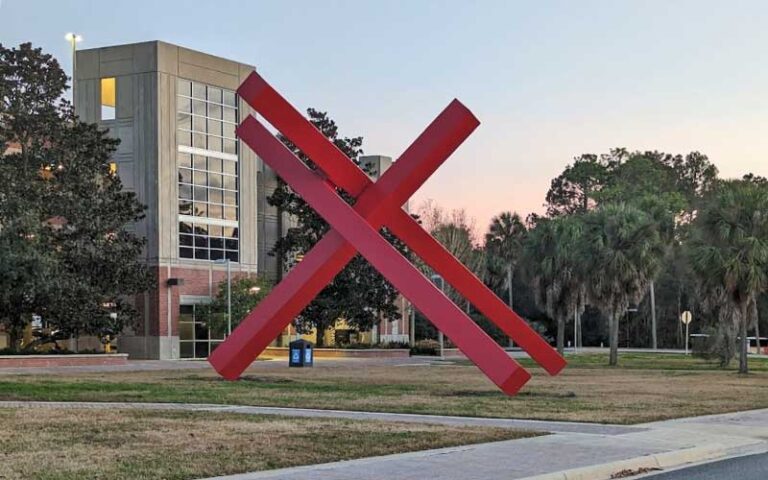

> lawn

[
  {"left": 0, "top": 353, "right": 766, "bottom": 425},
  {"left": 0, "top": 408, "right": 533, "bottom": 480}
]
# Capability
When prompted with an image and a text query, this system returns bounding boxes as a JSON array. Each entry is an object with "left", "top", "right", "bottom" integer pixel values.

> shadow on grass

[{"left": 445, "top": 389, "right": 577, "bottom": 399}]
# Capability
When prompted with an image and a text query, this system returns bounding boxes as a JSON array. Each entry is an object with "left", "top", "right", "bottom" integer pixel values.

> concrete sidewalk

[
  {"left": 210, "top": 410, "right": 768, "bottom": 480},
  {"left": 2, "top": 401, "right": 766, "bottom": 480},
  {"left": 198, "top": 408, "right": 768, "bottom": 480},
  {"left": 0, "top": 400, "right": 641, "bottom": 436}
]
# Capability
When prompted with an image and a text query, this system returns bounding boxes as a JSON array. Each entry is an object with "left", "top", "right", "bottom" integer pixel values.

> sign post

[{"left": 681, "top": 311, "right": 693, "bottom": 355}]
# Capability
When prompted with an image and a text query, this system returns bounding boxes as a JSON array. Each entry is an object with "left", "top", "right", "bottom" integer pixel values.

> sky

[{"left": 3, "top": 0, "right": 768, "bottom": 235}]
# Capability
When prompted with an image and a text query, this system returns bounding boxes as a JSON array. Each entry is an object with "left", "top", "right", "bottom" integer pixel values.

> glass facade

[
  {"left": 179, "top": 304, "right": 225, "bottom": 359},
  {"left": 177, "top": 78, "right": 239, "bottom": 262}
]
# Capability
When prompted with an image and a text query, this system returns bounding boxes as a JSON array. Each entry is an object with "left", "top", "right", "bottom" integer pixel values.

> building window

[
  {"left": 177, "top": 78, "right": 239, "bottom": 262},
  {"left": 179, "top": 304, "right": 225, "bottom": 359},
  {"left": 176, "top": 79, "right": 238, "bottom": 154},
  {"left": 101, "top": 77, "right": 116, "bottom": 120},
  {"left": 178, "top": 220, "right": 239, "bottom": 262}
]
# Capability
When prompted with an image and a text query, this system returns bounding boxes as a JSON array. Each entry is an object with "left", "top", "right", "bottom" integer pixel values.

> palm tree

[
  {"left": 485, "top": 212, "right": 527, "bottom": 312},
  {"left": 580, "top": 204, "right": 664, "bottom": 366},
  {"left": 688, "top": 180, "right": 768, "bottom": 373},
  {"left": 523, "top": 215, "right": 586, "bottom": 354}
]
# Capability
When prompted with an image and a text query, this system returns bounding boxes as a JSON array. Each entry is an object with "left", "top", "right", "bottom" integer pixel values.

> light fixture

[{"left": 65, "top": 33, "right": 83, "bottom": 43}]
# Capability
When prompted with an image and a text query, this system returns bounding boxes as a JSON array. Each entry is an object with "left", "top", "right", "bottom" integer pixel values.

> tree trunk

[
  {"left": 508, "top": 266, "right": 514, "bottom": 311},
  {"left": 507, "top": 265, "right": 514, "bottom": 348},
  {"left": 315, "top": 328, "right": 325, "bottom": 348},
  {"left": 650, "top": 281, "right": 657, "bottom": 350},
  {"left": 577, "top": 312, "right": 582, "bottom": 348},
  {"left": 739, "top": 303, "right": 749, "bottom": 374},
  {"left": 753, "top": 298, "right": 761, "bottom": 355},
  {"left": 556, "top": 315, "right": 565, "bottom": 355},
  {"left": 609, "top": 313, "right": 620, "bottom": 366},
  {"left": 8, "top": 324, "right": 23, "bottom": 352}
]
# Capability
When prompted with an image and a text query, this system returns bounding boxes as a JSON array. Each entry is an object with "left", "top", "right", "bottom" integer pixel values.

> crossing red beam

[
  {"left": 235, "top": 116, "right": 531, "bottom": 394},
  {"left": 209, "top": 96, "right": 521, "bottom": 383},
  {"left": 236, "top": 73, "right": 566, "bottom": 376},
  {"left": 208, "top": 72, "right": 567, "bottom": 395}
]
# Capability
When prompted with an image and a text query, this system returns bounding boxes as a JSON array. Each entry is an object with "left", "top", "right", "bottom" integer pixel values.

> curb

[{"left": 519, "top": 444, "right": 728, "bottom": 480}]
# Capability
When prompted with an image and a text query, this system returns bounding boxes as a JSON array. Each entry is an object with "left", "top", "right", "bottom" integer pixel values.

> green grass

[{"left": 520, "top": 352, "right": 768, "bottom": 371}]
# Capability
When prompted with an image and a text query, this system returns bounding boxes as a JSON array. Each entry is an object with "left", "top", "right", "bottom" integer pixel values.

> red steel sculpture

[{"left": 208, "top": 73, "right": 567, "bottom": 395}]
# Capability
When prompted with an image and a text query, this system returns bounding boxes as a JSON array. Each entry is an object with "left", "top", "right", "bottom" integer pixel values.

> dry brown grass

[
  {"left": 0, "top": 407, "right": 534, "bottom": 480},
  {"left": 0, "top": 353, "right": 766, "bottom": 424}
]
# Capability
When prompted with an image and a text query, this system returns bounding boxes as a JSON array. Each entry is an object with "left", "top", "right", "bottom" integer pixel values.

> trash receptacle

[{"left": 289, "top": 339, "right": 314, "bottom": 367}]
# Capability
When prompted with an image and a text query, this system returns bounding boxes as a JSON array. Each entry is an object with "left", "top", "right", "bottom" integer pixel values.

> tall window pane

[{"left": 176, "top": 79, "right": 239, "bottom": 263}]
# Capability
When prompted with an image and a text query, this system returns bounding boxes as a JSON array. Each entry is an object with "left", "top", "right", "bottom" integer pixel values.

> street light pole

[
  {"left": 214, "top": 258, "right": 232, "bottom": 337},
  {"left": 430, "top": 274, "right": 445, "bottom": 359},
  {"left": 409, "top": 302, "right": 415, "bottom": 346},
  {"left": 64, "top": 33, "right": 82, "bottom": 110},
  {"left": 226, "top": 259, "right": 232, "bottom": 336}
]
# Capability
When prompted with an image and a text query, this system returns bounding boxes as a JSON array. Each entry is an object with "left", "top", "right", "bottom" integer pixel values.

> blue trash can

[{"left": 289, "top": 339, "right": 314, "bottom": 367}]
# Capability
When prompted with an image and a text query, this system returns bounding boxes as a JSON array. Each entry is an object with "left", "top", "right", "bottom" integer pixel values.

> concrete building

[
  {"left": 74, "top": 41, "right": 283, "bottom": 359},
  {"left": 73, "top": 41, "right": 410, "bottom": 359}
]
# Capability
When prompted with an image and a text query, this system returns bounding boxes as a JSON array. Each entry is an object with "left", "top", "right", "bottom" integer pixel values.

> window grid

[
  {"left": 177, "top": 152, "right": 239, "bottom": 221},
  {"left": 176, "top": 81, "right": 238, "bottom": 155},
  {"left": 179, "top": 221, "right": 239, "bottom": 262},
  {"left": 177, "top": 79, "right": 240, "bottom": 263},
  {"left": 179, "top": 304, "right": 225, "bottom": 359}
]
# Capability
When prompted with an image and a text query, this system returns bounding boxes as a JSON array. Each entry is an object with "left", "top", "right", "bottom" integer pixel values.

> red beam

[
  {"left": 208, "top": 100, "right": 508, "bottom": 381},
  {"left": 236, "top": 116, "right": 531, "bottom": 394},
  {"left": 237, "top": 72, "right": 565, "bottom": 376}
]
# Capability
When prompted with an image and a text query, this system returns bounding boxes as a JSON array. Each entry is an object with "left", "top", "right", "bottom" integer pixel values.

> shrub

[
  {"left": 0, "top": 347, "right": 104, "bottom": 356},
  {"left": 336, "top": 341, "right": 411, "bottom": 350},
  {"left": 410, "top": 339, "right": 440, "bottom": 356},
  {"left": 382, "top": 341, "right": 410, "bottom": 349}
]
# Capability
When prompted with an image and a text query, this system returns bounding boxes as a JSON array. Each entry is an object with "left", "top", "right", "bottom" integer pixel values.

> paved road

[{"left": 646, "top": 453, "right": 768, "bottom": 479}]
